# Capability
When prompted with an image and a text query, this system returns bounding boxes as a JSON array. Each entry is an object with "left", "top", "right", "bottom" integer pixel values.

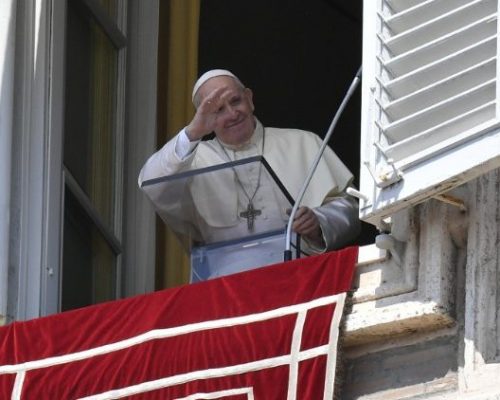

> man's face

[{"left": 197, "top": 76, "right": 256, "bottom": 146}]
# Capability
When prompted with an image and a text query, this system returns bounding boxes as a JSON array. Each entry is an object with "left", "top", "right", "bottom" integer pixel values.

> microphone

[{"left": 284, "top": 66, "right": 362, "bottom": 261}]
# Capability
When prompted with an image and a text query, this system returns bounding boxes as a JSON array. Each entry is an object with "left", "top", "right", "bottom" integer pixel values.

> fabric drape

[
  {"left": 156, "top": 0, "right": 200, "bottom": 288},
  {"left": 0, "top": 247, "right": 358, "bottom": 399}
]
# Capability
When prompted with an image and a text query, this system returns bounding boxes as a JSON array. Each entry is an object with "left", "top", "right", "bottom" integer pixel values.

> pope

[{"left": 139, "top": 69, "right": 360, "bottom": 272}]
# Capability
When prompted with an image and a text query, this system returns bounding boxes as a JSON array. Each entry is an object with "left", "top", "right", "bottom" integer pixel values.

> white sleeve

[
  {"left": 175, "top": 128, "right": 201, "bottom": 159},
  {"left": 137, "top": 128, "right": 200, "bottom": 186}
]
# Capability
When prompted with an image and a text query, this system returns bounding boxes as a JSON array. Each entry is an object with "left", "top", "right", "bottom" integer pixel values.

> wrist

[
  {"left": 305, "top": 227, "right": 324, "bottom": 245},
  {"left": 302, "top": 227, "right": 327, "bottom": 253},
  {"left": 185, "top": 124, "right": 206, "bottom": 141}
]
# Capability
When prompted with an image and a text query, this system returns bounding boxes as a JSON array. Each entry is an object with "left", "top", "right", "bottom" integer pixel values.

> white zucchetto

[{"left": 191, "top": 69, "right": 242, "bottom": 103}]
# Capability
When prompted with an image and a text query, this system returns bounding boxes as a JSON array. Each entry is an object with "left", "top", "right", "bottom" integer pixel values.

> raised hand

[{"left": 185, "top": 86, "right": 232, "bottom": 141}]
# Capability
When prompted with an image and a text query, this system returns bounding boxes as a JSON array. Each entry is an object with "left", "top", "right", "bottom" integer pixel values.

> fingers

[
  {"left": 187, "top": 87, "right": 230, "bottom": 140},
  {"left": 291, "top": 207, "right": 320, "bottom": 236},
  {"left": 187, "top": 85, "right": 242, "bottom": 140},
  {"left": 199, "top": 86, "right": 229, "bottom": 113},
  {"left": 199, "top": 86, "right": 237, "bottom": 114}
]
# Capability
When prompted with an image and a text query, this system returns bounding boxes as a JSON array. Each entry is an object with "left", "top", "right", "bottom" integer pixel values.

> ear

[{"left": 244, "top": 88, "right": 254, "bottom": 111}]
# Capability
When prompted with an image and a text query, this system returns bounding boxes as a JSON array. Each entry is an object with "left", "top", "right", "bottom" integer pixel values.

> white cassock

[{"left": 139, "top": 118, "right": 360, "bottom": 278}]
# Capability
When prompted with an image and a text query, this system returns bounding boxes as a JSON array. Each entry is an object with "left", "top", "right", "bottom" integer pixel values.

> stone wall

[{"left": 341, "top": 169, "right": 500, "bottom": 399}]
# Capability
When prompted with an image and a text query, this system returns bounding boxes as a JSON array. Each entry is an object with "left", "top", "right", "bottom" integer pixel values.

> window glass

[
  {"left": 62, "top": 0, "right": 121, "bottom": 311},
  {"left": 64, "top": 1, "right": 118, "bottom": 227},
  {"left": 97, "top": 0, "right": 118, "bottom": 23},
  {"left": 62, "top": 187, "right": 116, "bottom": 311}
]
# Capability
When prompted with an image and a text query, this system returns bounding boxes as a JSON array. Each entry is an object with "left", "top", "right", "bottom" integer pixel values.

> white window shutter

[{"left": 360, "top": 0, "right": 500, "bottom": 227}]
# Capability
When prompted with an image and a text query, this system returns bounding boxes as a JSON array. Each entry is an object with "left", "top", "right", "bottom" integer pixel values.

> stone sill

[
  {"left": 346, "top": 234, "right": 455, "bottom": 346},
  {"left": 343, "top": 301, "right": 455, "bottom": 347},
  {"left": 350, "top": 374, "right": 457, "bottom": 400}
]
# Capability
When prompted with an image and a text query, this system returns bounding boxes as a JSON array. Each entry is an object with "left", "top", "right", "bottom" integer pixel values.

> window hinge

[{"left": 364, "top": 141, "right": 403, "bottom": 188}]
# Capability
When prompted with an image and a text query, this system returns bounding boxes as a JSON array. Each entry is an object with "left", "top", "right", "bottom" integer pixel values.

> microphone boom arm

[{"left": 284, "top": 66, "right": 362, "bottom": 261}]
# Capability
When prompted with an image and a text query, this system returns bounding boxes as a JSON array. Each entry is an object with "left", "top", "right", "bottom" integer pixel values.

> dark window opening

[{"left": 198, "top": 0, "right": 376, "bottom": 244}]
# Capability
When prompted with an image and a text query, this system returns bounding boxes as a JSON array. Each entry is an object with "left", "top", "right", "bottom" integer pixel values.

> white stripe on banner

[
  {"left": 77, "top": 345, "right": 331, "bottom": 400},
  {"left": 1, "top": 293, "right": 345, "bottom": 399},
  {"left": 287, "top": 310, "right": 307, "bottom": 400},
  {"left": 323, "top": 292, "right": 347, "bottom": 400},
  {"left": 172, "top": 387, "right": 254, "bottom": 399},
  {"left": 0, "top": 294, "right": 341, "bottom": 375},
  {"left": 11, "top": 371, "right": 25, "bottom": 400}
]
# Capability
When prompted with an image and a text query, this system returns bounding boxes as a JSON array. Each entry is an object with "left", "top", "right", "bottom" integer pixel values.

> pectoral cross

[{"left": 240, "top": 202, "right": 262, "bottom": 230}]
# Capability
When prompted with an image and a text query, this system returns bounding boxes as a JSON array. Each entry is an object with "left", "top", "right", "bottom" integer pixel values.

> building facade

[
  {"left": 1, "top": 1, "right": 500, "bottom": 399},
  {"left": 341, "top": 1, "right": 500, "bottom": 398}
]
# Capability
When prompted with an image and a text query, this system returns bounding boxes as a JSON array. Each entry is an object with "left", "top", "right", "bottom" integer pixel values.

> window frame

[
  {"left": 10, "top": 0, "right": 158, "bottom": 320},
  {"left": 59, "top": 0, "right": 128, "bottom": 310}
]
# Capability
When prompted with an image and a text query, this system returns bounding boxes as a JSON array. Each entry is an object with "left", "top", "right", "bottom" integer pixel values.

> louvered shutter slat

[
  {"left": 383, "top": 15, "right": 496, "bottom": 76},
  {"left": 382, "top": 80, "right": 495, "bottom": 142},
  {"left": 383, "top": 58, "right": 496, "bottom": 120},
  {"left": 382, "top": 0, "right": 496, "bottom": 55},
  {"left": 385, "top": 102, "right": 496, "bottom": 162},
  {"left": 383, "top": 37, "right": 496, "bottom": 98},
  {"left": 383, "top": 0, "right": 473, "bottom": 34},
  {"left": 385, "top": 0, "right": 428, "bottom": 14}
]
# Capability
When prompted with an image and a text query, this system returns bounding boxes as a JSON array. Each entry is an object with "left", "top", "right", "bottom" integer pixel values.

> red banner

[{"left": 0, "top": 247, "right": 357, "bottom": 399}]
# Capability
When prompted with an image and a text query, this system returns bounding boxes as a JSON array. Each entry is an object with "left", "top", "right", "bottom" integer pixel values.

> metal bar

[
  {"left": 64, "top": 167, "right": 123, "bottom": 255},
  {"left": 79, "top": 0, "right": 127, "bottom": 49}
]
